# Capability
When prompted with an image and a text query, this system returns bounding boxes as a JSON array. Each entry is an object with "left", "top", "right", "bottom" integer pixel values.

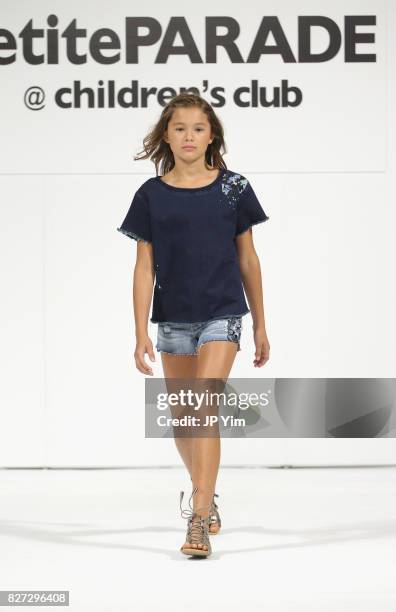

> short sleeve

[
  {"left": 117, "top": 188, "right": 152, "bottom": 244},
  {"left": 235, "top": 179, "right": 269, "bottom": 237}
]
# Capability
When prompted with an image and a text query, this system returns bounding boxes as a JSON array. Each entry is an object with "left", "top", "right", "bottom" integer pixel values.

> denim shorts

[{"left": 155, "top": 316, "right": 243, "bottom": 356}]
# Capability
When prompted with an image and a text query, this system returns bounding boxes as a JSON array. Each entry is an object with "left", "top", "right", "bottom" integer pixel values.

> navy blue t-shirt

[{"left": 117, "top": 168, "right": 269, "bottom": 323}]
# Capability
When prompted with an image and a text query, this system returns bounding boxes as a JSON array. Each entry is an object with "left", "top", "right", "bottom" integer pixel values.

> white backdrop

[{"left": 0, "top": 0, "right": 395, "bottom": 466}]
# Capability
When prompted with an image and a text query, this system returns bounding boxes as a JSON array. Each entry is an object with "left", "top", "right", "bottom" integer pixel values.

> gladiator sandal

[
  {"left": 209, "top": 493, "right": 222, "bottom": 535},
  {"left": 190, "top": 476, "right": 221, "bottom": 535},
  {"left": 179, "top": 487, "right": 212, "bottom": 558}
]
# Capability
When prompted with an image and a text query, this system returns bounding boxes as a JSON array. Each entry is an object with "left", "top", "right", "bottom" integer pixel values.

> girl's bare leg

[
  {"left": 160, "top": 353, "right": 197, "bottom": 476},
  {"left": 191, "top": 341, "right": 238, "bottom": 519},
  {"left": 161, "top": 341, "right": 238, "bottom": 550}
]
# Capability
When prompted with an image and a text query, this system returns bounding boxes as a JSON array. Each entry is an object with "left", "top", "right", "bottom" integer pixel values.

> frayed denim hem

[
  {"left": 117, "top": 227, "right": 151, "bottom": 244},
  {"left": 156, "top": 338, "right": 241, "bottom": 355},
  {"left": 198, "top": 338, "right": 241, "bottom": 352},
  {"left": 156, "top": 348, "right": 198, "bottom": 356}
]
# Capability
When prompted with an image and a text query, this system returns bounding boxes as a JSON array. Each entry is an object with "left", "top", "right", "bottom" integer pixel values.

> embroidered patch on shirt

[{"left": 221, "top": 172, "right": 248, "bottom": 210}]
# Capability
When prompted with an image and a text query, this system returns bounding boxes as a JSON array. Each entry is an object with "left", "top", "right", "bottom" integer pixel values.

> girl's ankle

[{"left": 192, "top": 513, "right": 209, "bottom": 521}]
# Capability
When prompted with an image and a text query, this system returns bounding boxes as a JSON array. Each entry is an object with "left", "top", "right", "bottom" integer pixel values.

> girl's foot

[
  {"left": 190, "top": 477, "right": 222, "bottom": 535},
  {"left": 180, "top": 513, "right": 212, "bottom": 557},
  {"left": 180, "top": 488, "right": 212, "bottom": 557}
]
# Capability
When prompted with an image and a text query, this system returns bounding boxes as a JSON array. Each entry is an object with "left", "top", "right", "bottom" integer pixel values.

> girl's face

[{"left": 163, "top": 107, "right": 214, "bottom": 165}]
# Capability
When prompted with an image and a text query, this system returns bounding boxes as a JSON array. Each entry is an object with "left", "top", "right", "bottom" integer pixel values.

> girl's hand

[
  {"left": 134, "top": 335, "right": 156, "bottom": 375},
  {"left": 253, "top": 327, "right": 270, "bottom": 367}
]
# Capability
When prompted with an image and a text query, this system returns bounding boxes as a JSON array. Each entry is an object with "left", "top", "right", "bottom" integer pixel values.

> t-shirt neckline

[{"left": 156, "top": 168, "right": 225, "bottom": 192}]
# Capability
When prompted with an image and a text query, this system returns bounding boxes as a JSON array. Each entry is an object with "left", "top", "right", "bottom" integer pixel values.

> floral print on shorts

[{"left": 227, "top": 316, "right": 242, "bottom": 344}]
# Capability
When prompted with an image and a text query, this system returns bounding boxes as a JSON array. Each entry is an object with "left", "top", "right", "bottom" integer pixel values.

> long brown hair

[{"left": 134, "top": 93, "right": 227, "bottom": 176}]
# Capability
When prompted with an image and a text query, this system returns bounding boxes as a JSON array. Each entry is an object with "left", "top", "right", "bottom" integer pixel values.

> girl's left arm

[{"left": 235, "top": 229, "right": 270, "bottom": 367}]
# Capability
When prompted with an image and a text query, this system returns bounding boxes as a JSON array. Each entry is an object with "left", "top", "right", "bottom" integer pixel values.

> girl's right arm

[{"left": 133, "top": 241, "right": 156, "bottom": 376}]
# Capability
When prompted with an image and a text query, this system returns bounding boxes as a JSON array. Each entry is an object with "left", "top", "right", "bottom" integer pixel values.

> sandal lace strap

[
  {"left": 186, "top": 514, "right": 210, "bottom": 546},
  {"left": 179, "top": 486, "right": 211, "bottom": 519}
]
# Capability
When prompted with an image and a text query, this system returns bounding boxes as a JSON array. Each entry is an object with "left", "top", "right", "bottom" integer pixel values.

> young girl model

[{"left": 117, "top": 93, "right": 270, "bottom": 558}]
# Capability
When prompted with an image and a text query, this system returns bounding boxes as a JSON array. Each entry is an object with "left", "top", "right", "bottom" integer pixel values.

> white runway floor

[{"left": 0, "top": 466, "right": 395, "bottom": 611}]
